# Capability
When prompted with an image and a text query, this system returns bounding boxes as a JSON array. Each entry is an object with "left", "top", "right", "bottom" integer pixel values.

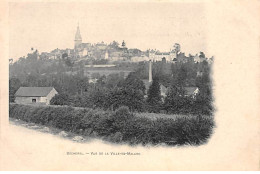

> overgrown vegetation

[
  {"left": 9, "top": 55, "right": 214, "bottom": 115},
  {"left": 9, "top": 104, "right": 214, "bottom": 146}
]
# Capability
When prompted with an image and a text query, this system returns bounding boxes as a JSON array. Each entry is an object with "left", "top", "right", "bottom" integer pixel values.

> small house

[
  {"left": 183, "top": 87, "right": 199, "bottom": 98},
  {"left": 14, "top": 87, "right": 58, "bottom": 105}
]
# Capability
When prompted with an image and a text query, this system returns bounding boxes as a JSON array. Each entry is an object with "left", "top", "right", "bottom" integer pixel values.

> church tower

[{"left": 74, "top": 23, "right": 82, "bottom": 49}]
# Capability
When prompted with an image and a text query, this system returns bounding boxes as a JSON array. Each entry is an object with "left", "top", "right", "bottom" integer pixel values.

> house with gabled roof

[
  {"left": 14, "top": 87, "right": 58, "bottom": 105},
  {"left": 143, "top": 60, "right": 199, "bottom": 100},
  {"left": 183, "top": 87, "right": 199, "bottom": 98}
]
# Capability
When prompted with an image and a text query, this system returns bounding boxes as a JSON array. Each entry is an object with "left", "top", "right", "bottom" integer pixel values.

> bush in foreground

[{"left": 9, "top": 104, "right": 214, "bottom": 146}]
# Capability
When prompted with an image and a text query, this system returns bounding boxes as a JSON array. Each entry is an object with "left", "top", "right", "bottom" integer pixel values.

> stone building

[
  {"left": 148, "top": 49, "right": 176, "bottom": 62},
  {"left": 14, "top": 87, "right": 58, "bottom": 105}
]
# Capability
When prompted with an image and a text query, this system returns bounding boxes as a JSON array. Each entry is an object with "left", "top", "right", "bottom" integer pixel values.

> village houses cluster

[
  {"left": 26, "top": 24, "right": 213, "bottom": 64},
  {"left": 13, "top": 25, "right": 211, "bottom": 105}
]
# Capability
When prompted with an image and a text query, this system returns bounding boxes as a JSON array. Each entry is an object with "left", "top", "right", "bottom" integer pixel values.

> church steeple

[{"left": 74, "top": 23, "right": 82, "bottom": 49}]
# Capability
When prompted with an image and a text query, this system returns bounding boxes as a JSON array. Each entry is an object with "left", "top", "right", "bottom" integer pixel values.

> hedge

[{"left": 9, "top": 104, "right": 214, "bottom": 146}]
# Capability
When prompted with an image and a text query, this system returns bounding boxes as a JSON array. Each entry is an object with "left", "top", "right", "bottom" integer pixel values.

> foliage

[
  {"left": 9, "top": 104, "right": 214, "bottom": 146},
  {"left": 122, "top": 72, "right": 146, "bottom": 94},
  {"left": 9, "top": 77, "right": 21, "bottom": 102},
  {"left": 50, "top": 93, "right": 70, "bottom": 106},
  {"left": 146, "top": 77, "right": 162, "bottom": 112},
  {"left": 9, "top": 52, "right": 213, "bottom": 115},
  {"left": 163, "top": 86, "right": 188, "bottom": 113}
]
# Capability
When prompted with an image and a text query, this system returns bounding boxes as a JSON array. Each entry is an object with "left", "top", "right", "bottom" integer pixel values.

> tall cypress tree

[{"left": 146, "top": 77, "right": 162, "bottom": 112}]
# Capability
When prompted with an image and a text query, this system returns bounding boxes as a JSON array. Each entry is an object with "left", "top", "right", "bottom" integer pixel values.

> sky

[{"left": 9, "top": 2, "right": 210, "bottom": 61}]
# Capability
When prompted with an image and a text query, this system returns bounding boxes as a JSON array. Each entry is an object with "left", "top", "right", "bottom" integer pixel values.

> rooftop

[
  {"left": 15, "top": 87, "right": 56, "bottom": 97},
  {"left": 184, "top": 87, "right": 199, "bottom": 95}
]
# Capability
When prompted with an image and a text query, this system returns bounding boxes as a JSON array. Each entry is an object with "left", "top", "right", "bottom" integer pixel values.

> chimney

[{"left": 149, "top": 60, "right": 152, "bottom": 82}]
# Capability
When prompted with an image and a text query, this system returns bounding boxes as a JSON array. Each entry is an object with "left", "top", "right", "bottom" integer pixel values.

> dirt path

[
  {"left": 0, "top": 120, "right": 155, "bottom": 170},
  {"left": 1, "top": 119, "right": 258, "bottom": 170},
  {"left": 9, "top": 118, "right": 94, "bottom": 143}
]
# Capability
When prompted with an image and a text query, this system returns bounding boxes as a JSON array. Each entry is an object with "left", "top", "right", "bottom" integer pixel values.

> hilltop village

[
  {"left": 10, "top": 25, "right": 213, "bottom": 81},
  {"left": 14, "top": 24, "right": 213, "bottom": 64},
  {"left": 9, "top": 24, "right": 214, "bottom": 115}
]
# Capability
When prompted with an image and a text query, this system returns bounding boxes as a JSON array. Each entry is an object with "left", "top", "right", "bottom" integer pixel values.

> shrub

[
  {"left": 50, "top": 93, "right": 70, "bottom": 106},
  {"left": 9, "top": 103, "right": 214, "bottom": 146},
  {"left": 109, "top": 132, "right": 123, "bottom": 143},
  {"left": 114, "top": 106, "right": 132, "bottom": 120}
]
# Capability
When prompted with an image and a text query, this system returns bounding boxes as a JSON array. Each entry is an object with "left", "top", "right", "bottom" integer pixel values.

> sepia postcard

[{"left": 0, "top": 0, "right": 259, "bottom": 171}]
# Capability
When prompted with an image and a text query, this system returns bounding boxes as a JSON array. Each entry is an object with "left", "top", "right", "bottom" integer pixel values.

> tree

[
  {"left": 105, "top": 73, "right": 124, "bottom": 88},
  {"left": 62, "top": 53, "right": 74, "bottom": 71},
  {"left": 9, "top": 77, "right": 21, "bottom": 102},
  {"left": 91, "top": 73, "right": 101, "bottom": 80},
  {"left": 122, "top": 40, "right": 126, "bottom": 47},
  {"left": 173, "top": 43, "right": 181, "bottom": 54},
  {"left": 75, "top": 76, "right": 89, "bottom": 95},
  {"left": 99, "top": 73, "right": 146, "bottom": 112},
  {"left": 177, "top": 64, "right": 188, "bottom": 86},
  {"left": 121, "top": 88, "right": 144, "bottom": 112},
  {"left": 123, "top": 72, "right": 146, "bottom": 94},
  {"left": 199, "top": 52, "right": 205, "bottom": 58},
  {"left": 24, "top": 73, "right": 39, "bottom": 86},
  {"left": 163, "top": 85, "right": 190, "bottom": 114},
  {"left": 81, "top": 86, "right": 108, "bottom": 109},
  {"left": 9, "top": 58, "right": 13, "bottom": 64},
  {"left": 106, "top": 87, "right": 144, "bottom": 112},
  {"left": 27, "top": 50, "right": 38, "bottom": 61},
  {"left": 135, "top": 61, "right": 149, "bottom": 79},
  {"left": 110, "top": 41, "right": 119, "bottom": 48},
  {"left": 195, "top": 70, "right": 213, "bottom": 115},
  {"left": 50, "top": 93, "right": 70, "bottom": 105},
  {"left": 62, "top": 53, "right": 68, "bottom": 59},
  {"left": 96, "top": 75, "right": 106, "bottom": 86},
  {"left": 146, "top": 77, "right": 162, "bottom": 112}
]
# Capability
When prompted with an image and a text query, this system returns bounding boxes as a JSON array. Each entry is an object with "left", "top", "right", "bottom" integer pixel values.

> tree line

[{"left": 9, "top": 53, "right": 213, "bottom": 115}]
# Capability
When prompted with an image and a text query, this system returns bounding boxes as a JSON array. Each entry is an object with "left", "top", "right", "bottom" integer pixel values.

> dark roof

[
  {"left": 15, "top": 87, "right": 56, "bottom": 97},
  {"left": 142, "top": 80, "right": 198, "bottom": 96},
  {"left": 184, "top": 87, "right": 198, "bottom": 95},
  {"left": 81, "top": 43, "right": 91, "bottom": 47},
  {"left": 155, "top": 52, "right": 170, "bottom": 55}
]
